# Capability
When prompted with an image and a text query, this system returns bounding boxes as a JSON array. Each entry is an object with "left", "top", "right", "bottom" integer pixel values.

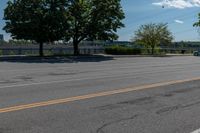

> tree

[
  {"left": 133, "top": 23, "right": 173, "bottom": 55},
  {"left": 8, "top": 39, "right": 33, "bottom": 45},
  {"left": 193, "top": 13, "right": 200, "bottom": 34},
  {"left": 3, "top": 0, "right": 69, "bottom": 56},
  {"left": 4, "top": 0, "right": 125, "bottom": 56},
  {"left": 66, "top": 0, "right": 125, "bottom": 55}
]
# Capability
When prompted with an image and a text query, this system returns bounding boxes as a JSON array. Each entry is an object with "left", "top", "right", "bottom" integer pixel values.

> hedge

[{"left": 105, "top": 46, "right": 141, "bottom": 55}]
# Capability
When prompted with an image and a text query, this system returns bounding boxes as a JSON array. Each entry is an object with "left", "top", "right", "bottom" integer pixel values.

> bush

[
  {"left": 105, "top": 46, "right": 141, "bottom": 55},
  {"left": 154, "top": 48, "right": 165, "bottom": 55},
  {"left": 140, "top": 47, "right": 166, "bottom": 55}
]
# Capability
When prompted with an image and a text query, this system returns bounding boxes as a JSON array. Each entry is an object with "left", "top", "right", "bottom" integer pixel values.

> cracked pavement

[{"left": 1, "top": 56, "right": 200, "bottom": 133}]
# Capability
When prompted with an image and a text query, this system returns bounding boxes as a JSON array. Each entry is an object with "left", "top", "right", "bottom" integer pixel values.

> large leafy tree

[
  {"left": 4, "top": 0, "right": 69, "bottom": 56},
  {"left": 66, "top": 0, "right": 125, "bottom": 55},
  {"left": 133, "top": 23, "right": 173, "bottom": 55},
  {"left": 4, "top": 0, "right": 124, "bottom": 56}
]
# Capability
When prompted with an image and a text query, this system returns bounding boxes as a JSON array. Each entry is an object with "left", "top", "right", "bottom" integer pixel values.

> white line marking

[{"left": 191, "top": 129, "right": 200, "bottom": 133}]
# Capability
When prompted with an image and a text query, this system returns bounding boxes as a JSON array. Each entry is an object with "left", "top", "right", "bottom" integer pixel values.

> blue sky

[{"left": 0, "top": 0, "right": 200, "bottom": 42}]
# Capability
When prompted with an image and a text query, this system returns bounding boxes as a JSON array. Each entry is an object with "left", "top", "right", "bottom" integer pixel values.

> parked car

[{"left": 193, "top": 50, "right": 200, "bottom": 56}]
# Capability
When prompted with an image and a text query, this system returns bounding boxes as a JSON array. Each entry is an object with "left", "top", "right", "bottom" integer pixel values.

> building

[{"left": 0, "top": 34, "right": 4, "bottom": 41}]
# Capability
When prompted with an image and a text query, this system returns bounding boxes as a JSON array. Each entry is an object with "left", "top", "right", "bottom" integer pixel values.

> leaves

[
  {"left": 4, "top": 0, "right": 70, "bottom": 43},
  {"left": 3, "top": 0, "right": 125, "bottom": 55},
  {"left": 133, "top": 23, "right": 173, "bottom": 49},
  {"left": 66, "top": 0, "right": 125, "bottom": 42},
  {"left": 193, "top": 13, "right": 200, "bottom": 27}
]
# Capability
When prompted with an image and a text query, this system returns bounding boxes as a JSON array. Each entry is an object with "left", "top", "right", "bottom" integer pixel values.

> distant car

[{"left": 193, "top": 50, "right": 200, "bottom": 56}]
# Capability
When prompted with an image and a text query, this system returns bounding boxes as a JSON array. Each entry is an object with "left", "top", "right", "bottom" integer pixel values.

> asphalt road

[{"left": 1, "top": 56, "right": 200, "bottom": 133}]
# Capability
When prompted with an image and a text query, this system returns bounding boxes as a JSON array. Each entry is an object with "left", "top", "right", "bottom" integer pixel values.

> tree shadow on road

[{"left": 0, "top": 55, "right": 115, "bottom": 63}]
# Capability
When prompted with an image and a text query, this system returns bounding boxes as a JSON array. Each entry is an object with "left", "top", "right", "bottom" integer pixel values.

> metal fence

[
  {"left": 0, "top": 45, "right": 105, "bottom": 56},
  {"left": 0, "top": 44, "right": 197, "bottom": 56}
]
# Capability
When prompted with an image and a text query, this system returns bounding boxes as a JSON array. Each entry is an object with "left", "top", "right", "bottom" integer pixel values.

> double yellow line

[{"left": 1, "top": 77, "right": 200, "bottom": 114}]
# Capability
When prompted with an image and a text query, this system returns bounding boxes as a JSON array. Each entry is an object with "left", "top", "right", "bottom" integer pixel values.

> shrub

[
  {"left": 141, "top": 47, "right": 165, "bottom": 55},
  {"left": 105, "top": 46, "right": 141, "bottom": 55}
]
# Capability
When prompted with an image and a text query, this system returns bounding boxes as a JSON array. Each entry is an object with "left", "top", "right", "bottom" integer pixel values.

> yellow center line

[{"left": 1, "top": 77, "right": 200, "bottom": 114}]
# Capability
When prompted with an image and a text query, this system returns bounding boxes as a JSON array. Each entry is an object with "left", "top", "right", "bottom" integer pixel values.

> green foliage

[
  {"left": 133, "top": 23, "right": 173, "bottom": 55},
  {"left": 193, "top": 13, "right": 200, "bottom": 27},
  {"left": 141, "top": 47, "right": 165, "bottom": 55},
  {"left": 8, "top": 50, "right": 15, "bottom": 55},
  {"left": 4, "top": 0, "right": 69, "bottom": 43},
  {"left": 0, "top": 40, "right": 8, "bottom": 45},
  {"left": 193, "top": 13, "right": 200, "bottom": 39},
  {"left": 44, "top": 50, "right": 54, "bottom": 56},
  {"left": 105, "top": 46, "right": 141, "bottom": 55},
  {"left": 66, "top": 0, "right": 125, "bottom": 55},
  {"left": 4, "top": 0, "right": 70, "bottom": 56},
  {"left": 8, "top": 39, "right": 33, "bottom": 45},
  {"left": 4, "top": 0, "right": 125, "bottom": 56},
  {"left": 152, "top": 47, "right": 165, "bottom": 55}
]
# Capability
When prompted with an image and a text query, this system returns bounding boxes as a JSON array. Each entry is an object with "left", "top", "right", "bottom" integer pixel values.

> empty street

[{"left": 0, "top": 56, "right": 200, "bottom": 133}]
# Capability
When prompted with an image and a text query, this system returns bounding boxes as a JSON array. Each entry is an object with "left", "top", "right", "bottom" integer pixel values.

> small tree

[
  {"left": 66, "top": 0, "right": 125, "bottom": 55},
  {"left": 133, "top": 23, "right": 173, "bottom": 55},
  {"left": 4, "top": 0, "right": 69, "bottom": 56}
]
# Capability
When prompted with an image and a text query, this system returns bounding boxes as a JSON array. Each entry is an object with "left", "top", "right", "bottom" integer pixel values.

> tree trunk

[
  {"left": 147, "top": 48, "right": 151, "bottom": 54},
  {"left": 151, "top": 46, "right": 154, "bottom": 55},
  {"left": 73, "top": 41, "right": 79, "bottom": 56},
  {"left": 39, "top": 42, "right": 44, "bottom": 57}
]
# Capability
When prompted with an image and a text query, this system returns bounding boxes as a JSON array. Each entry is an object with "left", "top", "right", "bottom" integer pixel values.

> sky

[{"left": 0, "top": 0, "right": 200, "bottom": 42}]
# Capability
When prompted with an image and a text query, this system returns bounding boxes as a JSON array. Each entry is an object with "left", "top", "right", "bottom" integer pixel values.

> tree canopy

[
  {"left": 193, "top": 13, "right": 200, "bottom": 34},
  {"left": 4, "top": 0, "right": 70, "bottom": 56},
  {"left": 194, "top": 13, "right": 200, "bottom": 26},
  {"left": 133, "top": 23, "right": 173, "bottom": 55},
  {"left": 66, "top": 0, "right": 125, "bottom": 55},
  {"left": 4, "top": 0, "right": 125, "bottom": 56}
]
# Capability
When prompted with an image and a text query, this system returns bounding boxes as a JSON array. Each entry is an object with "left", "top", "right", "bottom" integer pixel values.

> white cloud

[
  {"left": 174, "top": 19, "right": 184, "bottom": 24},
  {"left": 153, "top": 0, "right": 200, "bottom": 9}
]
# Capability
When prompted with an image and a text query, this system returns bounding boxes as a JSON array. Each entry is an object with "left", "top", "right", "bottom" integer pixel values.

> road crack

[
  {"left": 156, "top": 100, "right": 200, "bottom": 115},
  {"left": 96, "top": 114, "right": 139, "bottom": 133}
]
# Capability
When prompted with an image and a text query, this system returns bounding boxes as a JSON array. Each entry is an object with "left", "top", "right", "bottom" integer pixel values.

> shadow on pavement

[{"left": 0, "top": 55, "right": 114, "bottom": 63}]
